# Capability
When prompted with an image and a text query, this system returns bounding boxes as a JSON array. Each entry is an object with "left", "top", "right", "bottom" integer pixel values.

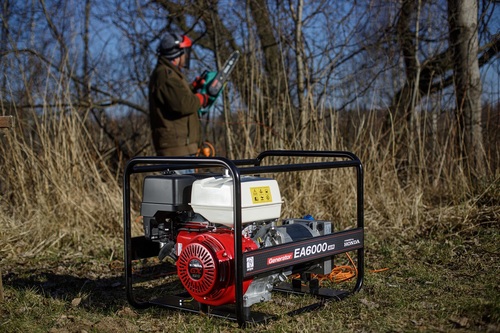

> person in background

[{"left": 148, "top": 32, "right": 210, "bottom": 157}]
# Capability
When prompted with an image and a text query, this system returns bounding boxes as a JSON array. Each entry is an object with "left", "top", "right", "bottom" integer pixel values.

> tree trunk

[
  {"left": 289, "top": 0, "right": 307, "bottom": 148},
  {"left": 249, "top": 0, "right": 284, "bottom": 101},
  {"left": 448, "top": 0, "right": 485, "bottom": 177}
]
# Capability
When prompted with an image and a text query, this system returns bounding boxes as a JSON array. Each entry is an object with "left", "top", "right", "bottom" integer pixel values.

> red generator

[{"left": 123, "top": 150, "right": 364, "bottom": 326}]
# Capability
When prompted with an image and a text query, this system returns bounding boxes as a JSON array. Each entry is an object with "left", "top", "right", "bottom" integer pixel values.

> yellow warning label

[{"left": 250, "top": 186, "right": 273, "bottom": 204}]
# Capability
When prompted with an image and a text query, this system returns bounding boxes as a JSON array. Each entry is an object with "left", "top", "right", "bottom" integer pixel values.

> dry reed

[
  {"left": 0, "top": 66, "right": 498, "bottom": 262},
  {"left": 0, "top": 103, "right": 123, "bottom": 260}
]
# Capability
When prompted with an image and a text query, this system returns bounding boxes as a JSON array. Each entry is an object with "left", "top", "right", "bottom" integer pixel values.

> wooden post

[
  {"left": 0, "top": 116, "right": 14, "bottom": 128},
  {"left": 0, "top": 269, "right": 3, "bottom": 302},
  {"left": 0, "top": 116, "right": 13, "bottom": 301}
]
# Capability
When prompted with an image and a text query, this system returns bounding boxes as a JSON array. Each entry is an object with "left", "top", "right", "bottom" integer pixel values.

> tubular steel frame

[{"left": 123, "top": 150, "right": 364, "bottom": 326}]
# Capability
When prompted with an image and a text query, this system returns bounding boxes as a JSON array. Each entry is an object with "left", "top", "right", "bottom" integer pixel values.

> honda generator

[{"left": 123, "top": 150, "right": 364, "bottom": 326}]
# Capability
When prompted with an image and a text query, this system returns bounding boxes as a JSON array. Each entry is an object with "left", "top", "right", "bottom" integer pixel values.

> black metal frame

[{"left": 123, "top": 150, "right": 364, "bottom": 326}]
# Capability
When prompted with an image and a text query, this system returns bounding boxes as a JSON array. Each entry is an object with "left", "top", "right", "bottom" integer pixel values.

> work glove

[
  {"left": 191, "top": 75, "right": 206, "bottom": 91},
  {"left": 196, "top": 93, "right": 211, "bottom": 108}
]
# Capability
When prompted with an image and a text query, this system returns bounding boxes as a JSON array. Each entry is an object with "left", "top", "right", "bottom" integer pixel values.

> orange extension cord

[
  {"left": 291, "top": 252, "right": 389, "bottom": 284},
  {"left": 289, "top": 252, "right": 358, "bottom": 284},
  {"left": 322, "top": 252, "right": 359, "bottom": 283}
]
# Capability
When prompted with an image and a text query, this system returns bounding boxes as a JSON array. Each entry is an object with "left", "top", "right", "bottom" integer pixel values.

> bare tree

[
  {"left": 355, "top": 0, "right": 498, "bottom": 182},
  {"left": 1, "top": 0, "right": 498, "bottom": 173},
  {"left": 448, "top": 0, "right": 485, "bottom": 177},
  {"left": 288, "top": 0, "right": 308, "bottom": 147}
]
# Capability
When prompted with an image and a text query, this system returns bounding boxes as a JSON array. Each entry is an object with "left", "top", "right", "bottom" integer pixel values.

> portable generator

[{"left": 123, "top": 150, "right": 364, "bottom": 325}]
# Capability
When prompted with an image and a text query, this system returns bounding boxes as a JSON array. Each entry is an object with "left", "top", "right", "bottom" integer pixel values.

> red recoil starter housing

[{"left": 176, "top": 229, "right": 258, "bottom": 306}]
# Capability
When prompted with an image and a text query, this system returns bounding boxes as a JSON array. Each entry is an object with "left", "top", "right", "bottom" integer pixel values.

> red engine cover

[{"left": 176, "top": 229, "right": 258, "bottom": 306}]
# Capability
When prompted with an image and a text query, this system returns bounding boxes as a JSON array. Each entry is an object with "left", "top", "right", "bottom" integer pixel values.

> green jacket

[{"left": 149, "top": 56, "right": 201, "bottom": 156}]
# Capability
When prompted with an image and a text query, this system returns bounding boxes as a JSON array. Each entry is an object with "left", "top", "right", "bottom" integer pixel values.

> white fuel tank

[{"left": 190, "top": 176, "right": 282, "bottom": 226}]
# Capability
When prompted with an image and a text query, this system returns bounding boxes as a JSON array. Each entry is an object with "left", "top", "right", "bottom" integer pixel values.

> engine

[{"left": 140, "top": 172, "right": 333, "bottom": 308}]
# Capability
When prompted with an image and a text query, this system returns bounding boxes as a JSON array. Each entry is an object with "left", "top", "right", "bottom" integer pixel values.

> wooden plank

[
  {"left": 0, "top": 116, "right": 14, "bottom": 128},
  {"left": 0, "top": 117, "right": 12, "bottom": 300},
  {"left": 0, "top": 269, "right": 3, "bottom": 302},
  {"left": 0, "top": 115, "right": 12, "bottom": 297}
]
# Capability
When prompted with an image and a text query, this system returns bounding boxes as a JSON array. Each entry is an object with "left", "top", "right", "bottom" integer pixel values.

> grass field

[{"left": 1, "top": 198, "right": 498, "bottom": 332}]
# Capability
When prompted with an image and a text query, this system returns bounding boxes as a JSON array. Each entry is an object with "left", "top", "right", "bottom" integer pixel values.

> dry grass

[
  {"left": 1, "top": 87, "right": 498, "bottom": 261},
  {"left": 0, "top": 106, "right": 123, "bottom": 261}
]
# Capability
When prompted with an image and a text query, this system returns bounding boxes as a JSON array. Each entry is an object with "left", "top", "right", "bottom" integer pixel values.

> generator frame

[{"left": 123, "top": 150, "right": 364, "bottom": 326}]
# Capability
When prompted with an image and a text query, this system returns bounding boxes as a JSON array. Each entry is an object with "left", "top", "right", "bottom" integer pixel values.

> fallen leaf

[
  {"left": 71, "top": 297, "right": 82, "bottom": 307},
  {"left": 360, "top": 298, "right": 379, "bottom": 308},
  {"left": 449, "top": 315, "right": 469, "bottom": 328},
  {"left": 117, "top": 306, "right": 138, "bottom": 318}
]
